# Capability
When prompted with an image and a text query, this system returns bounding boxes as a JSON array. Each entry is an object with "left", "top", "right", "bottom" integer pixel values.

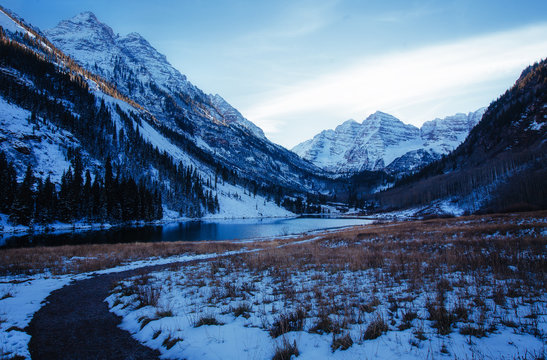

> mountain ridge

[
  {"left": 292, "top": 109, "right": 486, "bottom": 174},
  {"left": 0, "top": 6, "right": 318, "bottom": 222},
  {"left": 45, "top": 11, "right": 331, "bottom": 194},
  {"left": 371, "top": 59, "right": 547, "bottom": 214}
]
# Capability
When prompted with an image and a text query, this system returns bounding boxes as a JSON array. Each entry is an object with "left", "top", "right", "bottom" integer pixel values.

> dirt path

[{"left": 27, "top": 260, "right": 214, "bottom": 359}]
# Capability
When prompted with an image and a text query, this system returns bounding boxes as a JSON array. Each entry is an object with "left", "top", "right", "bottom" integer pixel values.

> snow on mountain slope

[
  {"left": 0, "top": 8, "right": 295, "bottom": 219},
  {"left": 210, "top": 181, "right": 293, "bottom": 219},
  {"left": 293, "top": 109, "right": 486, "bottom": 174},
  {"left": 45, "top": 12, "right": 201, "bottom": 109},
  {"left": 420, "top": 110, "right": 485, "bottom": 151},
  {"left": 87, "top": 81, "right": 293, "bottom": 219},
  {"left": 45, "top": 13, "right": 263, "bottom": 141},
  {"left": 0, "top": 7, "right": 30, "bottom": 36},
  {"left": 46, "top": 12, "right": 328, "bottom": 193},
  {"left": 0, "top": 97, "right": 80, "bottom": 183},
  {"left": 210, "top": 94, "right": 266, "bottom": 139}
]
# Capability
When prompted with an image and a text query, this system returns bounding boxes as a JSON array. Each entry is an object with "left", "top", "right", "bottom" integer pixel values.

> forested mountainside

[
  {"left": 371, "top": 59, "right": 547, "bottom": 214},
  {"left": 0, "top": 6, "right": 333, "bottom": 226},
  {"left": 45, "top": 12, "right": 333, "bottom": 194},
  {"left": 293, "top": 109, "right": 485, "bottom": 175}
]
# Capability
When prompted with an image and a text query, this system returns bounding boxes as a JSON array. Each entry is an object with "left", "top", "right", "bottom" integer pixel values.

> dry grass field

[{"left": 103, "top": 212, "right": 546, "bottom": 359}]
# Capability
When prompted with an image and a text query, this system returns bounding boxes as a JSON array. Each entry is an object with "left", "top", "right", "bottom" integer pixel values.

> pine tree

[
  {"left": 10, "top": 165, "right": 34, "bottom": 225},
  {"left": 82, "top": 170, "right": 92, "bottom": 219},
  {"left": 35, "top": 176, "right": 57, "bottom": 223},
  {"left": 0, "top": 151, "right": 17, "bottom": 212}
]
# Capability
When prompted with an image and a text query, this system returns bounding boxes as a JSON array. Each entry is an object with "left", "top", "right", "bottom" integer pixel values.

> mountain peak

[
  {"left": 69, "top": 11, "right": 99, "bottom": 24},
  {"left": 364, "top": 111, "right": 402, "bottom": 125},
  {"left": 335, "top": 119, "right": 360, "bottom": 131},
  {"left": 48, "top": 11, "right": 116, "bottom": 45},
  {"left": 293, "top": 109, "right": 483, "bottom": 173},
  {"left": 124, "top": 32, "right": 146, "bottom": 41}
]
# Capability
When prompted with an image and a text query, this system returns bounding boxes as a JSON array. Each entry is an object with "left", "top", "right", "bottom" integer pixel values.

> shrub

[
  {"left": 138, "top": 316, "right": 156, "bottom": 330},
  {"left": 232, "top": 303, "right": 252, "bottom": 318},
  {"left": 492, "top": 287, "right": 506, "bottom": 306},
  {"left": 136, "top": 285, "right": 160, "bottom": 308},
  {"left": 270, "top": 309, "right": 306, "bottom": 338},
  {"left": 459, "top": 324, "right": 487, "bottom": 338},
  {"left": 402, "top": 309, "right": 418, "bottom": 323},
  {"left": 426, "top": 302, "right": 454, "bottom": 335},
  {"left": 162, "top": 335, "right": 183, "bottom": 350},
  {"left": 155, "top": 308, "right": 173, "bottom": 318},
  {"left": 272, "top": 339, "right": 299, "bottom": 360},
  {"left": 331, "top": 333, "right": 353, "bottom": 351},
  {"left": 360, "top": 297, "right": 381, "bottom": 313},
  {"left": 309, "top": 315, "right": 335, "bottom": 334},
  {"left": 362, "top": 315, "right": 388, "bottom": 340},
  {"left": 453, "top": 302, "right": 469, "bottom": 322},
  {"left": 195, "top": 315, "right": 222, "bottom": 327}
]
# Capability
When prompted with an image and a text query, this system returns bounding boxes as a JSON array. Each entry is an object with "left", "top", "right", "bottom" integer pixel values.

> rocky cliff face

[
  {"left": 46, "top": 12, "right": 328, "bottom": 192},
  {"left": 293, "top": 109, "right": 486, "bottom": 174}
]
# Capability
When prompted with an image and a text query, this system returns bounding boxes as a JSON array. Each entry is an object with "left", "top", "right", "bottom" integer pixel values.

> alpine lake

[{"left": 0, "top": 216, "right": 373, "bottom": 248}]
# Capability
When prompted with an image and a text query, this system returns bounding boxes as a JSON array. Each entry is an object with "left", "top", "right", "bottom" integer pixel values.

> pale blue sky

[{"left": 3, "top": 0, "right": 547, "bottom": 147}]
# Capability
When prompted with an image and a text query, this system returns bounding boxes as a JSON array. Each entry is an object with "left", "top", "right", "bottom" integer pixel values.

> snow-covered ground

[
  {"left": 0, "top": 247, "right": 256, "bottom": 359},
  {"left": 0, "top": 274, "right": 73, "bottom": 359},
  {"left": 107, "top": 256, "right": 546, "bottom": 360},
  {"left": 103, "top": 217, "right": 546, "bottom": 360},
  {"left": 366, "top": 199, "right": 467, "bottom": 221},
  {"left": 1, "top": 215, "right": 545, "bottom": 359}
]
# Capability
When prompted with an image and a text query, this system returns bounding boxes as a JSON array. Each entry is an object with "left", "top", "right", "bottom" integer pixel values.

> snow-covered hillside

[
  {"left": 293, "top": 109, "right": 486, "bottom": 174},
  {"left": 45, "top": 12, "right": 328, "bottom": 193},
  {"left": 0, "top": 97, "right": 77, "bottom": 183},
  {"left": 0, "top": 7, "right": 296, "bottom": 221}
]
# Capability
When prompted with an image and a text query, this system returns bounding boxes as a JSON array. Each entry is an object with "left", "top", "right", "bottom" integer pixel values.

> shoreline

[
  {"left": 0, "top": 214, "right": 377, "bottom": 247},
  {"left": 0, "top": 214, "right": 298, "bottom": 238},
  {"left": 0, "top": 212, "right": 379, "bottom": 238}
]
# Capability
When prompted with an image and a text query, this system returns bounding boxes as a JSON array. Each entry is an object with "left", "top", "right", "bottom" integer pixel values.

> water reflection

[{"left": 0, "top": 217, "right": 372, "bottom": 248}]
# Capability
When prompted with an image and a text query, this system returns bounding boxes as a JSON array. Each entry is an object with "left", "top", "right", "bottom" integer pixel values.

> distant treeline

[{"left": 0, "top": 152, "right": 162, "bottom": 226}]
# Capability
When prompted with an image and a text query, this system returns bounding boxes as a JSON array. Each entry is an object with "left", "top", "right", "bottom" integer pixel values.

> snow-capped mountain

[
  {"left": 292, "top": 109, "right": 486, "bottom": 174},
  {"left": 45, "top": 11, "right": 206, "bottom": 124},
  {"left": 0, "top": 6, "right": 322, "bottom": 221},
  {"left": 45, "top": 12, "right": 325, "bottom": 193}
]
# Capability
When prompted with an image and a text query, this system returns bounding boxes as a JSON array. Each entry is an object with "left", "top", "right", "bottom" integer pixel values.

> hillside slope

[
  {"left": 45, "top": 12, "right": 331, "bottom": 194},
  {"left": 0, "top": 6, "right": 296, "bottom": 223},
  {"left": 372, "top": 59, "right": 547, "bottom": 214}
]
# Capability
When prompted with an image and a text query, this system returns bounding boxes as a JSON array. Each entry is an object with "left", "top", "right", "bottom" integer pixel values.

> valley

[{"left": 0, "top": 3, "right": 545, "bottom": 360}]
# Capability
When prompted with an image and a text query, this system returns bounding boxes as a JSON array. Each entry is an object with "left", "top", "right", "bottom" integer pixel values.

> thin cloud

[
  {"left": 244, "top": 23, "right": 547, "bottom": 142},
  {"left": 238, "top": 0, "right": 339, "bottom": 43}
]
